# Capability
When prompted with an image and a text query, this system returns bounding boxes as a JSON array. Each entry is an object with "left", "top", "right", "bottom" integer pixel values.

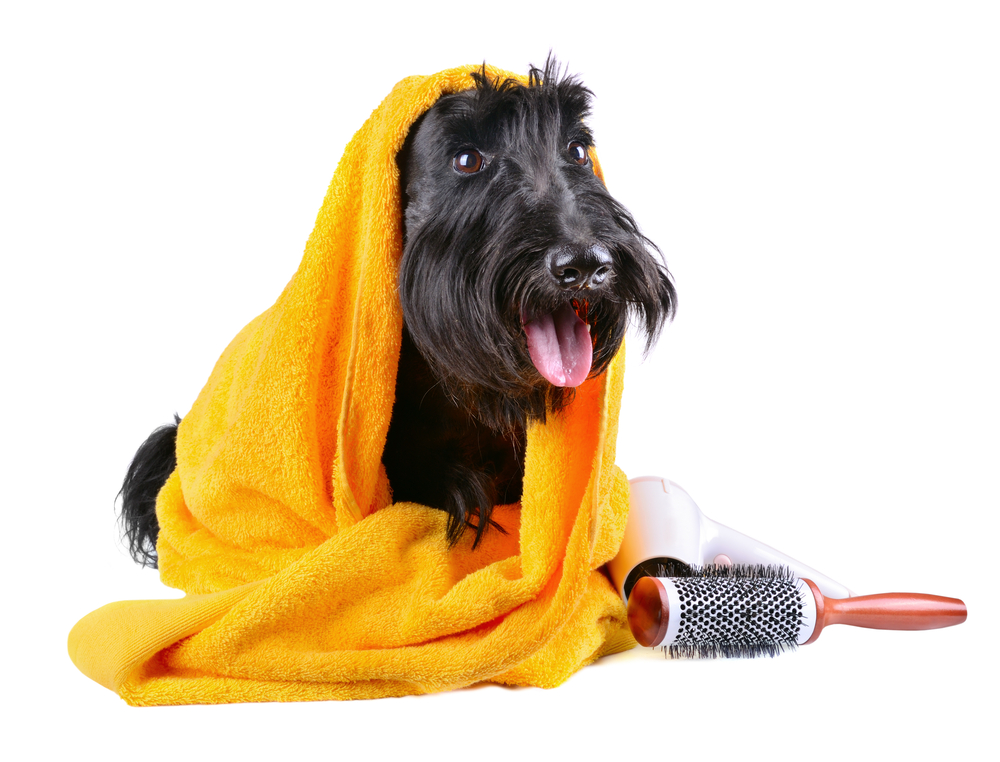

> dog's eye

[
  {"left": 454, "top": 149, "right": 484, "bottom": 174},
  {"left": 568, "top": 142, "right": 589, "bottom": 166}
]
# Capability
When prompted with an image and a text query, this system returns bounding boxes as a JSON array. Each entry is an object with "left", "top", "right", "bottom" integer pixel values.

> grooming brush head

[{"left": 628, "top": 564, "right": 811, "bottom": 658}]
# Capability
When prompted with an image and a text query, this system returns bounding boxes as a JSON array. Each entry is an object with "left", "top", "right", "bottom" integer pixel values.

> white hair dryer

[{"left": 607, "top": 476, "right": 854, "bottom": 602}]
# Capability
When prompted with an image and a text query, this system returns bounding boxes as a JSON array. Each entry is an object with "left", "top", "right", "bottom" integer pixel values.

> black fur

[
  {"left": 385, "top": 59, "right": 675, "bottom": 546},
  {"left": 117, "top": 415, "right": 179, "bottom": 568},
  {"left": 118, "top": 58, "right": 676, "bottom": 564}
]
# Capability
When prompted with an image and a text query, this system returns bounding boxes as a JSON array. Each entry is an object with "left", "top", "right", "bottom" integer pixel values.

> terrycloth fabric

[{"left": 69, "top": 64, "right": 636, "bottom": 705}]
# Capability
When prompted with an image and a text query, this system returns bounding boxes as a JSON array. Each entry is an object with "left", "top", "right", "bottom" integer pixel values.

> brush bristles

[
  {"left": 665, "top": 640, "right": 798, "bottom": 660},
  {"left": 647, "top": 562, "right": 799, "bottom": 581}
]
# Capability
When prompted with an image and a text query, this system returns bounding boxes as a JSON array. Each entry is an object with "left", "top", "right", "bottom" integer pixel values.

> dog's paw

[{"left": 441, "top": 464, "right": 504, "bottom": 548}]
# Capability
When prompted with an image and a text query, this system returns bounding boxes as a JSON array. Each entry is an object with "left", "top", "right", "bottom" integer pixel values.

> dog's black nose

[{"left": 548, "top": 244, "right": 613, "bottom": 291}]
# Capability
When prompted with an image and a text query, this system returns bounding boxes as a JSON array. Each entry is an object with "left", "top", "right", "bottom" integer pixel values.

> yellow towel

[{"left": 68, "top": 64, "right": 637, "bottom": 705}]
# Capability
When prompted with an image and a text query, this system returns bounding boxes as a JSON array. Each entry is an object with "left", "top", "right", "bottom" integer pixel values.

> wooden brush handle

[{"left": 802, "top": 579, "right": 967, "bottom": 644}]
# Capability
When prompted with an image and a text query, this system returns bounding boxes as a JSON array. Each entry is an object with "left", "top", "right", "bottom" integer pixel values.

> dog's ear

[
  {"left": 396, "top": 120, "right": 416, "bottom": 219},
  {"left": 397, "top": 110, "right": 435, "bottom": 235}
]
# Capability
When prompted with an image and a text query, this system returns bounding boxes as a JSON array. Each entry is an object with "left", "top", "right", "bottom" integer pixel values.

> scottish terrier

[{"left": 119, "top": 59, "right": 676, "bottom": 566}]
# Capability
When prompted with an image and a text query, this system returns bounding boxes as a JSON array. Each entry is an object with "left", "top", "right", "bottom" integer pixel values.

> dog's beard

[{"left": 399, "top": 208, "right": 674, "bottom": 432}]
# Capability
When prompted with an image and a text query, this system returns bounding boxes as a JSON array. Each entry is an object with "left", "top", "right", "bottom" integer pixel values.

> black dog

[{"left": 119, "top": 59, "right": 676, "bottom": 566}]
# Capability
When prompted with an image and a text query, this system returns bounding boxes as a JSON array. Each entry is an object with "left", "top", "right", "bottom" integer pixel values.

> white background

[{"left": 3, "top": 2, "right": 997, "bottom": 759}]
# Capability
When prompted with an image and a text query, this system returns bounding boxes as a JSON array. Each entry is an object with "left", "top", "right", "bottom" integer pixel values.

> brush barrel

[{"left": 627, "top": 574, "right": 816, "bottom": 653}]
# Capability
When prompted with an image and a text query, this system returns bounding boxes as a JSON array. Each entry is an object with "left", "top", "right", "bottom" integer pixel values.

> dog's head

[{"left": 398, "top": 59, "right": 676, "bottom": 429}]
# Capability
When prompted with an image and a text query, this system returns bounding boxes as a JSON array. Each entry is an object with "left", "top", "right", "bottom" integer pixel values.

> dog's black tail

[{"left": 117, "top": 415, "right": 180, "bottom": 568}]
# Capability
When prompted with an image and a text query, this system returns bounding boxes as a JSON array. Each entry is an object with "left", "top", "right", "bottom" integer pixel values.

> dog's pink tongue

[{"left": 523, "top": 302, "right": 593, "bottom": 387}]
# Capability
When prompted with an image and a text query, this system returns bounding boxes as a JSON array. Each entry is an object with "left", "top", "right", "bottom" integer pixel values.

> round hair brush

[{"left": 627, "top": 564, "right": 968, "bottom": 658}]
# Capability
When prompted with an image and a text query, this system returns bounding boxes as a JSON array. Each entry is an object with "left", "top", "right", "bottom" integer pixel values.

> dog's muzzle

[{"left": 520, "top": 243, "right": 613, "bottom": 389}]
